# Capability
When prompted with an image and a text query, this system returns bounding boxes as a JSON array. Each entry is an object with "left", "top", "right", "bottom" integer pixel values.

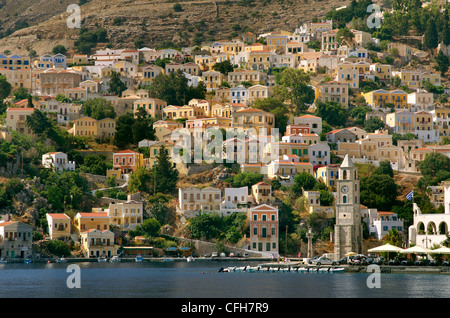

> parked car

[
  {"left": 308, "top": 256, "right": 320, "bottom": 264},
  {"left": 220, "top": 252, "right": 226, "bottom": 257},
  {"left": 350, "top": 255, "right": 369, "bottom": 265},
  {"left": 372, "top": 256, "right": 385, "bottom": 265},
  {"left": 211, "top": 252, "right": 218, "bottom": 258},
  {"left": 443, "top": 261, "right": 450, "bottom": 267},
  {"left": 337, "top": 257, "right": 349, "bottom": 265},
  {"left": 229, "top": 253, "right": 235, "bottom": 257},
  {"left": 312, "top": 257, "right": 338, "bottom": 266},
  {"left": 400, "top": 259, "right": 413, "bottom": 266}
]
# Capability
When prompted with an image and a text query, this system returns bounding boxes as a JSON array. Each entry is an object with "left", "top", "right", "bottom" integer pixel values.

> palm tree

[{"left": 382, "top": 228, "right": 403, "bottom": 247}]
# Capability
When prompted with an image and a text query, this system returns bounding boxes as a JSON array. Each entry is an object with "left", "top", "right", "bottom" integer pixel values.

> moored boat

[
  {"left": 98, "top": 256, "right": 107, "bottom": 262},
  {"left": 110, "top": 256, "right": 120, "bottom": 262},
  {"left": 135, "top": 254, "right": 143, "bottom": 262},
  {"left": 56, "top": 257, "right": 67, "bottom": 263}
]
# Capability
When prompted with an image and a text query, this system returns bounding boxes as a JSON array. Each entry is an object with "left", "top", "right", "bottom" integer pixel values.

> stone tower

[{"left": 334, "top": 154, "right": 363, "bottom": 260}]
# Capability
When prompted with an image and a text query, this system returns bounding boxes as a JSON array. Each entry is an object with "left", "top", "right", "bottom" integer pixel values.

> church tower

[{"left": 334, "top": 154, "right": 363, "bottom": 260}]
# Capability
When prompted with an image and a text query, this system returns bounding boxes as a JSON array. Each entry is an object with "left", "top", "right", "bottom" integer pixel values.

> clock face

[{"left": 341, "top": 185, "right": 349, "bottom": 194}]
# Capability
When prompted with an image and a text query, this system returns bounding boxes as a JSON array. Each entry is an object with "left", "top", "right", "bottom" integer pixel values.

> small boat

[
  {"left": 97, "top": 257, "right": 107, "bottom": 263},
  {"left": 24, "top": 258, "right": 32, "bottom": 264},
  {"left": 0, "top": 258, "right": 8, "bottom": 264},
  {"left": 110, "top": 256, "right": 120, "bottom": 263},
  {"left": 186, "top": 256, "right": 194, "bottom": 262},
  {"left": 56, "top": 257, "right": 67, "bottom": 263},
  {"left": 135, "top": 254, "right": 143, "bottom": 262}
]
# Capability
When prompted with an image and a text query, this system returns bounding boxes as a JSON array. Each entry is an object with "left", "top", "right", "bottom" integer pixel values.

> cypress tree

[
  {"left": 424, "top": 19, "right": 438, "bottom": 50},
  {"left": 154, "top": 144, "right": 178, "bottom": 194}
]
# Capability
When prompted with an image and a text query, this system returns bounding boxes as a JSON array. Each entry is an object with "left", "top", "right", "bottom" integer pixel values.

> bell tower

[{"left": 334, "top": 154, "right": 362, "bottom": 260}]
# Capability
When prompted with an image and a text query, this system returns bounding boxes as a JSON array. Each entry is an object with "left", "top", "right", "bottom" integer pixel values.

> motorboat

[
  {"left": 135, "top": 254, "right": 143, "bottom": 262},
  {"left": 110, "top": 256, "right": 120, "bottom": 262},
  {"left": 24, "top": 258, "right": 32, "bottom": 264},
  {"left": 56, "top": 257, "right": 67, "bottom": 263},
  {"left": 0, "top": 258, "right": 8, "bottom": 264},
  {"left": 186, "top": 256, "right": 194, "bottom": 262},
  {"left": 98, "top": 256, "right": 107, "bottom": 262}
]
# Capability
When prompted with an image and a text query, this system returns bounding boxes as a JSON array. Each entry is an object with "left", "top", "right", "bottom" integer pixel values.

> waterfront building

[
  {"left": 249, "top": 204, "right": 279, "bottom": 257},
  {"left": 408, "top": 181, "right": 450, "bottom": 248},
  {"left": 79, "top": 229, "right": 117, "bottom": 258},
  {"left": 0, "top": 221, "right": 33, "bottom": 259}
]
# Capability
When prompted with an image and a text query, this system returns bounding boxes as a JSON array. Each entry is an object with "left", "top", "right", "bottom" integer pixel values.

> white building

[
  {"left": 222, "top": 187, "right": 249, "bottom": 210},
  {"left": 369, "top": 211, "right": 404, "bottom": 240},
  {"left": 408, "top": 181, "right": 450, "bottom": 248},
  {"left": 42, "top": 152, "right": 75, "bottom": 172},
  {"left": 309, "top": 142, "right": 331, "bottom": 166}
]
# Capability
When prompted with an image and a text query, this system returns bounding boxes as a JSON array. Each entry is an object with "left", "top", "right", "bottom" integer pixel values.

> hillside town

[{"left": 2, "top": 0, "right": 450, "bottom": 264}]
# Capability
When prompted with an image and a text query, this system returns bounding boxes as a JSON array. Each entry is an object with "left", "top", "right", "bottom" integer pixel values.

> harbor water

[{"left": 1, "top": 260, "right": 450, "bottom": 298}]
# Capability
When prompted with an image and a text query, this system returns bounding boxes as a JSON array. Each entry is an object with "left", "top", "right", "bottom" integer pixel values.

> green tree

[
  {"left": 373, "top": 160, "right": 394, "bottom": 178},
  {"left": 364, "top": 116, "right": 385, "bottom": 132},
  {"left": 292, "top": 172, "right": 317, "bottom": 195},
  {"left": 212, "top": 60, "right": 234, "bottom": 75},
  {"left": 52, "top": 45, "right": 67, "bottom": 55},
  {"left": 423, "top": 18, "right": 438, "bottom": 51},
  {"left": 147, "top": 70, "right": 206, "bottom": 106},
  {"left": 132, "top": 218, "right": 161, "bottom": 238},
  {"left": 0, "top": 75, "right": 11, "bottom": 100},
  {"left": 108, "top": 71, "right": 127, "bottom": 97},
  {"left": 434, "top": 50, "right": 450, "bottom": 76},
  {"left": 46, "top": 240, "right": 71, "bottom": 257},
  {"left": 418, "top": 152, "right": 450, "bottom": 188},
  {"left": 315, "top": 100, "right": 348, "bottom": 127},
  {"left": 360, "top": 173, "right": 398, "bottom": 211},
  {"left": 226, "top": 172, "right": 263, "bottom": 188},
  {"left": 153, "top": 144, "right": 179, "bottom": 194},
  {"left": 127, "top": 167, "right": 153, "bottom": 193},
  {"left": 253, "top": 97, "right": 289, "bottom": 135},
  {"left": 274, "top": 68, "right": 315, "bottom": 114},
  {"left": 81, "top": 98, "right": 116, "bottom": 120},
  {"left": 319, "top": 189, "right": 334, "bottom": 206}
]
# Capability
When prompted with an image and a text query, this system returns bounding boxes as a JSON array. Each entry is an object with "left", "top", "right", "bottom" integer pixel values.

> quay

[{"left": 6, "top": 257, "right": 450, "bottom": 274}]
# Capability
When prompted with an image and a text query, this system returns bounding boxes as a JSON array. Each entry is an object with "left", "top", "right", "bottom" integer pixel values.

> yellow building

[
  {"left": 315, "top": 164, "right": 340, "bottom": 189},
  {"left": 141, "top": 140, "right": 174, "bottom": 169},
  {"left": 251, "top": 182, "right": 275, "bottom": 205},
  {"left": 162, "top": 105, "right": 205, "bottom": 120},
  {"left": 265, "top": 142, "right": 309, "bottom": 162},
  {"left": 362, "top": 89, "right": 408, "bottom": 110},
  {"left": 74, "top": 212, "right": 110, "bottom": 235},
  {"left": 46, "top": 213, "right": 71, "bottom": 240},
  {"left": 71, "top": 116, "right": 116, "bottom": 139},
  {"left": 315, "top": 81, "right": 349, "bottom": 109},
  {"left": 370, "top": 63, "right": 392, "bottom": 82},
  {"left": 133, "top": 98, "right": 167, "bottom": 119},
  {"left": 232, "top": 108, "right": 275, "bottom": 134}
]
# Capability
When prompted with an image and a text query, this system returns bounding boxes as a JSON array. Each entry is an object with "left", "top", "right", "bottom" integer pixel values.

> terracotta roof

[
  {"left": 47, "top": 213, "right": 70, "bottom": 219},
  {"left": 77, "top": 213, "right": 108, "bottom": 218}
]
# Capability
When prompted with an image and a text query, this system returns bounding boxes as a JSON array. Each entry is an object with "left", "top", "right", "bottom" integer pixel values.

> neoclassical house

[{"left": 408, "top": 181, "right": 450, "bottom": 248}]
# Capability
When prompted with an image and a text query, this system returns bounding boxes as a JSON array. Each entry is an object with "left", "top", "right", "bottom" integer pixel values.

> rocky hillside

[{"left": 0, "top": 0, "right": 353, "bottom": 56}]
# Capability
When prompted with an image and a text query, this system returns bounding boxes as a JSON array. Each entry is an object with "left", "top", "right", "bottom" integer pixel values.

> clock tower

[{"left": 334, "top": 154, "right": 363, "bottom": 260}]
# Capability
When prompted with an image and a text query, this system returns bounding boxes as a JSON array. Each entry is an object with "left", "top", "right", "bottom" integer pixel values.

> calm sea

[{"left": 1, "top": 260, "right": 449, "bottom": 300}]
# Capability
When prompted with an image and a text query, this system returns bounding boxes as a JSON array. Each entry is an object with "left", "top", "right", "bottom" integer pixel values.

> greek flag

[{"left": 406, "top": 190, "right": 414, "bottom": 201}]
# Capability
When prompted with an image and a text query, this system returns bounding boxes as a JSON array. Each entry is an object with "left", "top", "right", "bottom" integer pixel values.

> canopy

[
  {"left": 429, "top": 246, "right": 450, "bottom": 254},
  {"left": 345, "top": 252, "right": 357, "bottom": 256},
  {"left": 368, "top": 243, "right": 404, "bottom": 253},
  {"left": 401, "top": 246, "right": 431, "bottom": 254}
]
